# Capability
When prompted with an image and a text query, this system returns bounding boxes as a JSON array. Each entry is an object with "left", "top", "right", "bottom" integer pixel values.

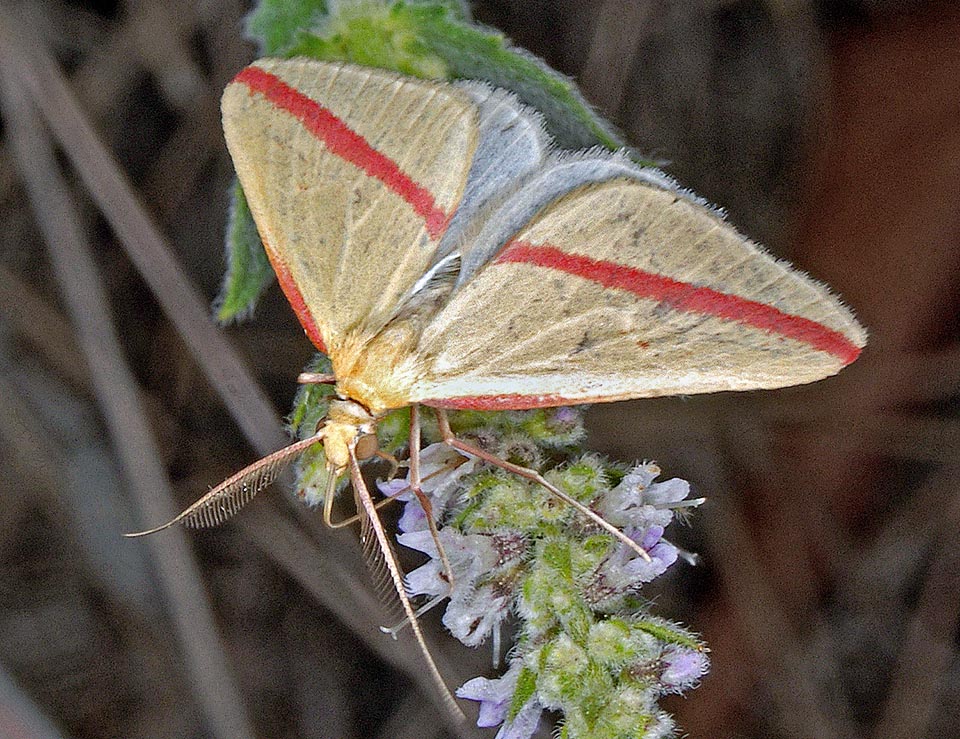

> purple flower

[
  {"left": 496, "top": 699, "right": 543, "bottom": 739},
  {"left": 458, "top": 661, "right": 543, "bottom": 738},
  {"left": 621, "top": 525, "right": 679, "bottom": 582},
  {"left": 443, "top": 581, "right": 511, "bottom": 647},
  {"left": 543, "top": 406, "right": 583, "bottom": 443},
  {"left": 399, "top": 529, "right": 499, "bottom": 592},
  {"left": 611, "top": 525, "right": 678, "bottom": 583},
  {"left": 378, "top": 443, "right": 477, "bottom": 534},
  {"left": 457, "top": 666, "right": 515, "bottom": 727},
  {"left": 586, "top": 524, "right": 681, "bottom": 606},
  {"left": 660, "top": 646, "right": 709, "bottom": 693},
  {"left": 397, "top": 497, "right": 428, "bottom": 533},
  {"left": 599, "top": 464, "right": 699, "bottom": 532},
  {"left": 400, "top": 527, "right": 517, "bottom": 646}
]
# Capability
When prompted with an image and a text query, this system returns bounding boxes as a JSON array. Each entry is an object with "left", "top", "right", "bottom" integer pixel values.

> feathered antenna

[{"left": 125, "top": 433, "right": 324, "bottom": 537}]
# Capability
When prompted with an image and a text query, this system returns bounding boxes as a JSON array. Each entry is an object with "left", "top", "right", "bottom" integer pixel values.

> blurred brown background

[{"left": 1, "top": 1, "right": 958, "bottom": 738}]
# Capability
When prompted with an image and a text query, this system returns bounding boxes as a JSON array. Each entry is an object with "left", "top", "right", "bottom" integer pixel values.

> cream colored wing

[
  {"left": 221, "top": 59, "right": 480, "bottom": 354},
  {"left": 408, "top": 177, "right": 866, "bottom": 409}
]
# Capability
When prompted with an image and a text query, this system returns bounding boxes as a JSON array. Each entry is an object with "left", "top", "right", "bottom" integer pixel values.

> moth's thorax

[
  {"left": 331, "top": 321, "right": 423, "bottom": 414},
  {"left": 321, "top": 398, "right": 377, "bottom": 471}
]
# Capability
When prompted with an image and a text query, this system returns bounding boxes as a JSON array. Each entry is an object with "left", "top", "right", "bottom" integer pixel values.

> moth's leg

[
  {"left": 435, "top": 408, "right": 652, "bottom": 563},
  {"left": 375, "top": 450, "right": 400, "bottom": 479},
  {"left": 348, "top": 447, "right": 464, "bottom": 721},
  {"left": 297, "top": 372, "right": 336, "bottom": 384},
  {"left": 322, "top": 471, "right": 340, "bottom": 528},
  {"left": 323, "top": 470, "right": 395, "bottom": 529},
  {"left": 409, "top": 405, "right": 456, "bottom": 588}
]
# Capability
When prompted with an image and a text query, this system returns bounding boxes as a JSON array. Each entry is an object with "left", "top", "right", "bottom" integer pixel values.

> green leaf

[
  {"left": 284, "top": 1, "right": 644, "bottom": 155},
  {"left": 288, "top": 2, "right": 451, "bottom": 79},
  {"left": 542, "top": 538, "right": 574, "bottom": 579},
  {"left": 288, "top": 354, "right": 336, "bottom": 505},
  {"left": 509, "top": 666, "right": 538, "bottom": 719},
  {"left": 417, "top": 0, "right": 471, "bottom": 21},
  {"left": 586, "top": 619, "right": 633, "bottom": 667},
  {"left": 215, "top": 180, "right": 275, "bottom": 323},
  {"left": 415, "top": 14, "right": 624, "bottom": 151},
  {"left": 633, "top": 619, "right": 703, "bottom": 651},
  {"left": 246, "top": 0, "right": 329, "bottom": 54}
]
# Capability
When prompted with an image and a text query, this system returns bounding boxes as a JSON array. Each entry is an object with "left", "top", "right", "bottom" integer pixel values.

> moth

[{"left": 130, "top": 59, "right": 865, "bottom": 714}]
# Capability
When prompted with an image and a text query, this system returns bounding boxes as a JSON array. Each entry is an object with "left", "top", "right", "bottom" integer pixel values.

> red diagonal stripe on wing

[
  {"left": 496, "top": 241, "right": 862, "bottom": 365},
  {"left": 234, "top": 65, "right": 450, "bottom": 240}
]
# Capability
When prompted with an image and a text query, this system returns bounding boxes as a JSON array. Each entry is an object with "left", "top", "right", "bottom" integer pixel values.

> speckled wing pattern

[
  {"left": 221, "top": 59, "right": 479, "bottom": 355},
  {"left": 409, "top": 176, "right": 866, "bottom": 409}
]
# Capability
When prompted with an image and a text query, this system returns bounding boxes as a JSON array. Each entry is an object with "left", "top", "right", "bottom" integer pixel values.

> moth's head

[{"left": 321, "top": 399, "right": 378, "bottom": 471}]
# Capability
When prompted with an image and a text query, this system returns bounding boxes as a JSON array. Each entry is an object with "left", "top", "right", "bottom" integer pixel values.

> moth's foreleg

[{"left": 409, "top": 404, "right": 456, "bottom": 588}]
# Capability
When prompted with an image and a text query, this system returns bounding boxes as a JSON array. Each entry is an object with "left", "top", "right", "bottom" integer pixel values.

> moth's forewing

[{"left": 221, "top": 60, "right": 479, "bottom": 354}]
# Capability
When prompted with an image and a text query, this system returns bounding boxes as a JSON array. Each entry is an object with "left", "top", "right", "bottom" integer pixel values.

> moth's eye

[{"left": 355, "top": 433, "right": 379, "bottom": 461}]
